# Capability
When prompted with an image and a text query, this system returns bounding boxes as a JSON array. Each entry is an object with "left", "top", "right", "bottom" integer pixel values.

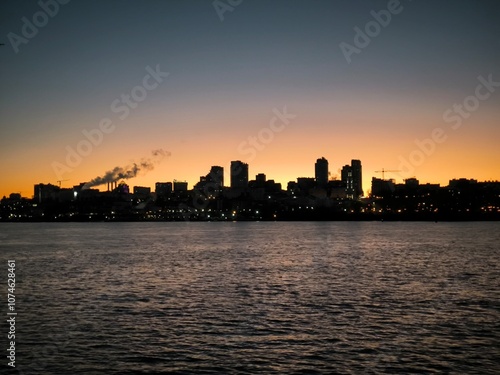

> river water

[{"left": 1, "top": 222, "right": 499, "bottom": 374}]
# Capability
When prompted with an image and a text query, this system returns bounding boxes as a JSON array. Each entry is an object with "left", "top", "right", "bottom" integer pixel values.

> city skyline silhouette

[{"left": 1, "top": 1, "right": 499, "bottom": 198}]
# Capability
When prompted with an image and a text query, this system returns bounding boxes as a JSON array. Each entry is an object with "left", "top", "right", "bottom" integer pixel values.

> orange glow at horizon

[
  {"left": 2, "top": 111, "right": 499, "bottom": 198},
  {"left": 2, "top": 1, "right": 500, "bottom": 200}
]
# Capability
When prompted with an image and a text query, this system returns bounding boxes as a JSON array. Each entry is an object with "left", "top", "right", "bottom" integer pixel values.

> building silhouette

[
  {"left": 341, "top": 159, "right": 363, "bottom": 198},
  {"left": 155, "top": 182, "right": 172, "bottom": 196},
  {"left": 256, "top": 173, "right": 266, "bottom": 188},
  {"left": 34, "top": 183, "right": 60, "bottom": 203},
  {"left": 315, "top": 157, "right": 329, "bottom": 188},
  {"left": 194, "top": 166, "right": 224, "bottom": 196},
  {"left": 230, "top": 161, "right": 248, "bottom": 189},
  {"left": 13, "top": 162, "right": 500, "bottom": 222},
  {"left": 133, "top": 186, "right": 151, "bottom": 199},
  {"left": 351, "top": 159, "right": 363, "bottom": 197},
  {"left": 173, "top": 181, "right": 188, "bottom": 192},
  {"left": 208, "top": 166, "right": 224, "bottom": 193},
  {"left": 371, "top": 177, "right": 395, "bottom": 197},
  {"left": 297, "top": 177, "right": 316, "bottom": 195}
]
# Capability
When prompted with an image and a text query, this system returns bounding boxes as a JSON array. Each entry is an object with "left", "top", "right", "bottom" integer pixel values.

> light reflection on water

[{"left": 1, "top": 222, "right": 499, "bottom": 374}]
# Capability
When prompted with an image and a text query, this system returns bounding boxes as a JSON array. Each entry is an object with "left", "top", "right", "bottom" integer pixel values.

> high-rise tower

[
  {"left": 230, "top": 161, "right": 249, "bottom": 189},
  {"left": 315, "top": 157, "right": 329, "bottom": 188},
  {"left": 341, "top": 159, "right": 363, "bottom": 198},
  {"left": 351, "top": 159, "right": 363, "bottom": 197}
]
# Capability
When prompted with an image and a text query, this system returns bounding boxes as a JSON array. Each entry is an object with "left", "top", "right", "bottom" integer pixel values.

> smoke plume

[{"left": 83, "top": 149, "right": 171, "bottom": 189}]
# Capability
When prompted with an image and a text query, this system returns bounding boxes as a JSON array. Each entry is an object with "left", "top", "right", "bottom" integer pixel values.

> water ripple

[{"left": 1, "top": 222, "right": 499, "bottom": 374}]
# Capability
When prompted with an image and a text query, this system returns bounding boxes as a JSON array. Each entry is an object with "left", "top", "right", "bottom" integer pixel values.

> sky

[{"left": 1, "top": 0, "right": 499, "bottom": 197}]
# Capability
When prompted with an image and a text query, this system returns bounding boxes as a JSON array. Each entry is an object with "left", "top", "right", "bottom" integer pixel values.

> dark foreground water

[{"left": 1, "top": 222, "right": 499, "bottom": 374}]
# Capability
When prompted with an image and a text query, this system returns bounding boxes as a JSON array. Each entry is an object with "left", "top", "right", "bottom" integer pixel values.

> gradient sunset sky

[{"left": 1, "top": 0, "right": 499, "bottom": 198}]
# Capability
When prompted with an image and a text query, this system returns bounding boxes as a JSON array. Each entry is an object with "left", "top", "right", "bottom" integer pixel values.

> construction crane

[
  {"left": 375, "top": 169, "right": 401, "bottom": 180},
  {"left": 56, "top": 179, "right": 69, "bottom": 187}
]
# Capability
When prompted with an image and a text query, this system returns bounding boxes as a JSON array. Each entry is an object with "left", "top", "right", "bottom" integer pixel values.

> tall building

[
  {"left": 351, "top": 159, "right": 363, "bottom": 197},
  {"left": 315, "top": 157, "right": 329, "bottom": 188},
  {"left": 230, "top": 161, "right": 248, "bottom": 189},
  {"left": 208, "top": 166, "right": 224, "bottom": 192},
  {"left": 341, "top": 159, "right": 363, "bottom": 198},
  {"left": 341, "top": 165, "right": 353, "bottom": 198}
]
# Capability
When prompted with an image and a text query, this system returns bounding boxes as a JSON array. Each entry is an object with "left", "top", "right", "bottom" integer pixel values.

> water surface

[{"left": 1, "top": 222, "right": 499, "bottom": 374}]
